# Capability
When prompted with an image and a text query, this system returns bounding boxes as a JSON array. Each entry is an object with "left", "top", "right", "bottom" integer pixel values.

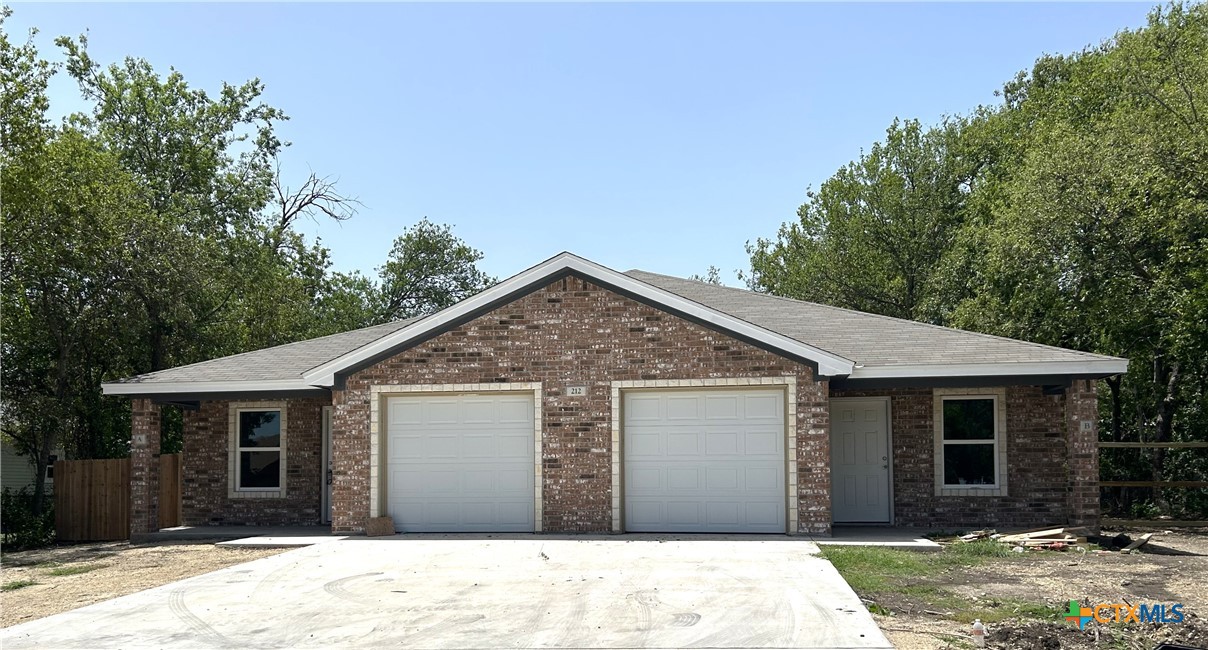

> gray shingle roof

[
  {"left": 109, "top": 319, "right": 417, "bottom": 385},
  {"left": 624, "top": 270, "right": 1116, "bottom": 368},
  {"left": 106, "top": 265, "right": 1122, "bottom": 390}
]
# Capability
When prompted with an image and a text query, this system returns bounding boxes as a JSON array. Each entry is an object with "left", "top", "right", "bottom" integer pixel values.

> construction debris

[
  {"left": 1122, "top": 532, "right": 1154, "bottom": 551},
  {"left": 949, "top": 525, "right": 1157, "bottom": 553}
]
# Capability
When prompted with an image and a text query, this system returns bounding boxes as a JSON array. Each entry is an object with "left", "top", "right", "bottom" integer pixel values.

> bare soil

[
  {"left": 0, "top": 540, "right": 283, "bottom": 628},
  {"left": 877, "top": 529, "right": 1208, "bottom": 650}
]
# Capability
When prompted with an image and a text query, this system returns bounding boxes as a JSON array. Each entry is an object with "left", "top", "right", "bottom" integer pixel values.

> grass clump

[
  {"left": 47, "top": 564, "right": 104, "bottom": 577},
  {"left": 822, "top": 543, "right": 1057, "bottom": 626},
  {"left": 2, "top": 579, "right": 37, "bottom": 592}
]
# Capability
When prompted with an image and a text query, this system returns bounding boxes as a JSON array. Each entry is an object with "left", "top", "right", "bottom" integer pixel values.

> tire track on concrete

[
  {"left": 169, "top": 589, "right": 236, "bottom": 649},
  {"left": 323, "top": 572, "right": 386, "bottom": 607}
]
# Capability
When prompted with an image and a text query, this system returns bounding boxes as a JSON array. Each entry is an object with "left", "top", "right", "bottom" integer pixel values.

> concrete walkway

[
  {"left": 2, "top": 536, "right": 891, "bottom": 649},
  {"left": 816, "top": 526, "right": 943, "bottom": 552}
]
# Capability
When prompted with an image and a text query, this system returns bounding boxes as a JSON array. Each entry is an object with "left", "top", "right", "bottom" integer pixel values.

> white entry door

[
  {"left": 386, "top": 393, "right": 535, "bottom": 532},
  {"left": 830, "top": 399, "right": 891, "bottom": 523},
  {"left": 624, "top": 389, "right": 786, "bottom": 533}
]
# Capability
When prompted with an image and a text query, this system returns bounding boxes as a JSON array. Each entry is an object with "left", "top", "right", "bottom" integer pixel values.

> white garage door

[
  {"left": 386, "top": 393, "right": 535, "bottom": 532},
  {"left": 624, "top": 389, "right": 786, "bottom": 533}
]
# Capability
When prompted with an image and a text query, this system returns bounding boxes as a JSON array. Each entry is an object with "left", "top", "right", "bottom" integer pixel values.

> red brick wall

[
  {"left": 831, "top": 385, "right": 1095, "bottom": 529},
  {"left": 130, "top": 398, "right": 161, "bottom": 536},
  {"left": 1065, "top": 379, "right": 1100, "bottom": 531},
  {"left": 332, "top": 275, "right": 828, "bottom": 534},
  {"left": 181, "top": 396, "right": 327, "bottom": 526}
]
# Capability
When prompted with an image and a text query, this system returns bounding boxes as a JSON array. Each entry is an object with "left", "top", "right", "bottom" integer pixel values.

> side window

[
  {"left": 941, "top": 398, "right": 997, "bottom": 486},
  {"left": 236, "top": 410, "right": 282, "bottom": 490}
]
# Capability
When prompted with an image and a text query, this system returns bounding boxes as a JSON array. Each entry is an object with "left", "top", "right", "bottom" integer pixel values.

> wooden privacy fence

[
  {"left": 1099, "top": 440, "right": 1208, "bottom": 528},
  {"left": 158, "top": 453, "right": 182, "bottom": 529},
  {"left": 55, "top": 458, "right": 130, "bottom": 542},
  {"left": 54, "top": 453, "right": 183, "bottom": 541}
]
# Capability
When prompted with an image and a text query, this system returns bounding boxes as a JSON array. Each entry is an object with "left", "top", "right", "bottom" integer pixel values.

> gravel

[{"left": 1, "top": 541, "right": 283, "bottom": 628}]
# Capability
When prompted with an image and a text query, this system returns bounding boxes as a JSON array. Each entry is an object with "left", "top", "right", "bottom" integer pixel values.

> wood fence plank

[{"left": 53, "top": 458, "right": 132, "bottom": 542}]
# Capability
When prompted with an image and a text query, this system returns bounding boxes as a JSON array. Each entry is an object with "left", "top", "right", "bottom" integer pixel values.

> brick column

[
  {"left": 130, "top": 398, "right": 161, "bottom": 538},
  {"left": 798, "top": 377, "right": 832, "bottom": 536},
  {"left": 1065, "top": 380, "right": 1100, "bottom": 532}
]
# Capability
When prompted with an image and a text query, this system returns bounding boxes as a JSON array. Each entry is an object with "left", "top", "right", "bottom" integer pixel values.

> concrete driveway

[{"left": 1, "top": 535, "right": 890, "bottom": 649}]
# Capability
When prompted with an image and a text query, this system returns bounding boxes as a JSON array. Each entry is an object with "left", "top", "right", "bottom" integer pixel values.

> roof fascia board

[
  {"left": 303, "top": 252, "right": 857, "bottom": 386},
  {"left": 848, "top": 359, "right": 1128, "bottom": 380},
  {"left": 101, "top": 379, "right": 320, "bottom": 396}
]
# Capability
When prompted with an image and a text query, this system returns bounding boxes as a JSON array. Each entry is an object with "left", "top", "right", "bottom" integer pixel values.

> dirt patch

[
  {"left": 0, "top": 540, "right": 284, "bottom": 627},
  {"left": 858, "top": 529, "right": 1208, "bottom": 650}
]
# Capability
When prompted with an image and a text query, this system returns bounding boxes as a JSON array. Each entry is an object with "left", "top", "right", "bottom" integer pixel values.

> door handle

[{"left": 326, "top": 469, "right": 333, "bottom": 486}]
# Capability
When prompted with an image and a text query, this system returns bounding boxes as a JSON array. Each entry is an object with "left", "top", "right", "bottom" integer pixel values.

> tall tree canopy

[
  {"left": 749, "top": 2, "right": 1208, "bottom": 516},
  {"left": 0, "top": 13, "right": 493, "bottom": 510}
]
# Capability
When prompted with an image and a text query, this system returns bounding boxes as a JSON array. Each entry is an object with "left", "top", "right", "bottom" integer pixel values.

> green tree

[
  {"left": 947, "top": 2, "right": 1208, "bottom": 512},
  {"left": 747, "top": 118, "right": 975, "bottom": 322}
]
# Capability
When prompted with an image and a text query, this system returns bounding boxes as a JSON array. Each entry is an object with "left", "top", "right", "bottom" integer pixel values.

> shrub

[{"left": 1, "top": 487, "right": 55, "bottom": 551}]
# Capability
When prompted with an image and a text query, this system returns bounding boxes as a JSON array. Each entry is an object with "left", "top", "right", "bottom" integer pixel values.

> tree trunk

[
  {"left": 1150, "top": 358, "right": 1179, "bottom": 509},
  {"left": 30, "top": 435, "right": 51, "bottom": 517},
  {"left": 1104, "top": 375, "right": 1124, "bottom": 512}
]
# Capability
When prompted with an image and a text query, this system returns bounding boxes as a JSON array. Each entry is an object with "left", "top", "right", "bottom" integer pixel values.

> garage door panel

[
  {"left": 706, "top": 467, "right": 739, "bottom": 490},
  {"left": 425, "top": 401, "right": 460, "bottom": 424},
  {"left": 745, "top": 431, "right": 781, "bottom": 455},
  {"left": 744, "top": 394, "right": 782, "bottom": 419},
  {"left": 704, "top": 395, "right": 739, "bottom": 419},
  {"left": 626, "top": 396, "right": 662, "bottom": 421},
  {"left": 391, "top": 402, "right": 423, "bottom": 425},
  {"left": 426, "top": 436, "right": 459, "bottom": 458},
  {"left": 666, "top": 467, "right": 701, "bottom": 490},
  {"left": 624, "top": 389, "right": 787, "bottom": 533},
  {"left": 494, "top": 434, "right": 531, "bottom": 458},
  {"left": 629, "top": 467, "right": 663, "bottom": 491},
  {"left": 460, "top": 399, "right": 496, "bottom": 424},
  {"left": 628, "top": 501, "right": 664, "bottom": 525},
  {"left": 497, "top": 398, "right": 532, "bottom": 424},
  {"left": 666, "top": 432, "right": 699, "bottom": 455},
  {"left": 627, "top": 432, "right": 662, "bottom": 456},
  {"left": 387, "top": 394, "right": 535, "bottom": 533},
  {"left": 706, "top": 502, "right": 740, "bottom": 525},
  {"left": 745, "top": 467, "right": 780, "bottom": 491},
  {"left": 666, "top": 501, "right": 702, "bottom": 524},
  {"left": 666, "top": 396, "right": 699, "bottom": 419},
  {"left": 744, "top": 501, "right": 781, "bottom": 527},
  {"left": 705, "top": 432, "right": 739, "bottom": 455}
]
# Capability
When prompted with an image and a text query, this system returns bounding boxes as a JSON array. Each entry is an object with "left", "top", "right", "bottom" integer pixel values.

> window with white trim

[
  {"left": 939, "top": 395, "right": 999, "bottom": 487},
  {"left": 235, "top": 409, "right": 283, "bottom": 490},
  {"left": 933, "top": 388, "right": 1008, "bottom": 496}
]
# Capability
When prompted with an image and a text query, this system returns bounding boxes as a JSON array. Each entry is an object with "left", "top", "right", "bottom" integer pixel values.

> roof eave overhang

[
  {"left": 846, "top": 359, "right": 1129, "bottom": 380},
  {"left": 101, "top": 379, "right": 321, "bottom": 397},
  {"left": 302, "top": 252, "right": 857, "bottom": 386}
]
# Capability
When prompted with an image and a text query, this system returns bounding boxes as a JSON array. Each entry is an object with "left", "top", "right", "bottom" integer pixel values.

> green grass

[
  {"left": 46, "top": 564, "right": 104, "bottom": 577},
  {"left": 2, "top": 579, "right": 37, "bottom": 592},
  {"left": 822, "top": 542, "right": 1058, "bottom": 625}
]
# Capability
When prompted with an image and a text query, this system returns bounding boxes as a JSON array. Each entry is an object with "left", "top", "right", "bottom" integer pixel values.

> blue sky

[{"left": 9, "top": 2, "right": 1154, "bottom": 283}]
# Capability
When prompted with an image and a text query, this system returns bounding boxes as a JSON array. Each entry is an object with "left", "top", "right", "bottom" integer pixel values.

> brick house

[{"left": 103, "top": 253, "right": 1125, "bottom": 538}]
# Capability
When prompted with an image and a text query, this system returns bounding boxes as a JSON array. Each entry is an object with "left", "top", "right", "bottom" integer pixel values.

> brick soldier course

[{"left": 106, "top": 253, "right": 1124, "bottom": 539}]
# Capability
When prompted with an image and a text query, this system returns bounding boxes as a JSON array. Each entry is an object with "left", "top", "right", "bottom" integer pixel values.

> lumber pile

[
  {"left": 995, "top": 527, "right": 1091, "bottom": 547},
  {"left": 949, "top": 525, "right": 1158, "bottom": 553}
]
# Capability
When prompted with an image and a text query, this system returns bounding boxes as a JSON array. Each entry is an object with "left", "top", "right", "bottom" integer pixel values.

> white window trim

[
  {"left": 610, "top": 376, "right": 798, "bottom": 534},
  {"left": 228, "top": 401, "right": 288, "bottom": 499},
  {"left": 933, "top": 388, "right": 1008, "bottom": 497}
]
